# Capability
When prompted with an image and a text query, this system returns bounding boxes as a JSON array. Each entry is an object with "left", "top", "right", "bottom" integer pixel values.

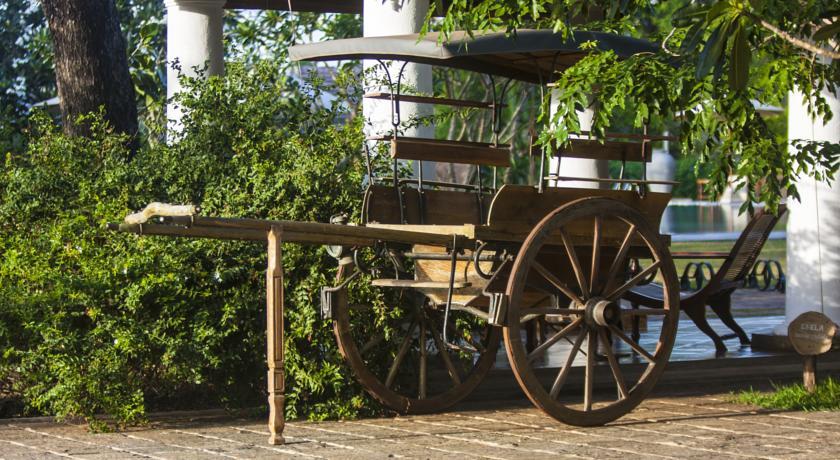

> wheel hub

[{"left": 584, "top": 297, "right": 621, "bottom": 328}]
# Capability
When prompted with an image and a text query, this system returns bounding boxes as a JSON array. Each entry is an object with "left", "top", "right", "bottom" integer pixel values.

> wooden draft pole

[{"left": 267, "top": 226, "right": 285, "bottom": 444}]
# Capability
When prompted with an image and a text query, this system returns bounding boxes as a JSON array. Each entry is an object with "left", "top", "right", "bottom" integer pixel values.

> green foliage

[
  {"left": 0, "top": 61, "right": 372, "bottom": 425},
  {"left": 732, "top": 377, "right": 840, "bottom": 411},
  {"left": 0, "top": 0, "right": 53, "bottom": 154},
  {"left": 427, "top": 0, "right": 840, "bottom": 213}
]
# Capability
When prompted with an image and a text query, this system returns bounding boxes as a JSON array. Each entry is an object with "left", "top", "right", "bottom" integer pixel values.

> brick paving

[
  {"left": 0, "top": 289, "right": 808, "bottom": 459},
  {"left": 3, "top": 392, "right": 839, "bottom": 459}
]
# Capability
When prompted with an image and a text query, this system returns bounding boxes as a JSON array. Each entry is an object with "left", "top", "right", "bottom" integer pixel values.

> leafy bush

[{"left": 0, "top": 61, "right": 374, "bottom": 426}]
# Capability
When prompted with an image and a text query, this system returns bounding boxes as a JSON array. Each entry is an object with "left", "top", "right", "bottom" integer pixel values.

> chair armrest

[{"left": 670, "top": 251, "right": 730, "bottom": 259}]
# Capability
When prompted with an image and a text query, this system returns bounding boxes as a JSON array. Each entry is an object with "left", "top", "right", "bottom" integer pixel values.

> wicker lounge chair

[{"left": 623, "top": 205, "right": 787, "bottom": 356}]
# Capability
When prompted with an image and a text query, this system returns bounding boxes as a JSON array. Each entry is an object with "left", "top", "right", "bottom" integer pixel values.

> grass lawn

[
  {"left": 732, "top": 377, "right": 840, "bottom": 411},
  {"left": 669, "top": 239, "right": 786, "bottom": 281}
]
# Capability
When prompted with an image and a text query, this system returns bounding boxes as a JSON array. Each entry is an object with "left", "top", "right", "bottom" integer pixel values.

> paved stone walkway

[{"left": 2, "top": 392, "right": 839, "bottom": 459}]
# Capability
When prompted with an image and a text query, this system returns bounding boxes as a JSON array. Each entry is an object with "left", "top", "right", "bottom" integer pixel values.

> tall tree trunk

[{"left": 40, "top": 0, "right": 138, "bottom": 139}]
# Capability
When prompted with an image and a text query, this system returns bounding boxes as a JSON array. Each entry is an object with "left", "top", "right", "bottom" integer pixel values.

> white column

[
  {"left": 165, "top": 0, "right": 226, "bottom": 128},
  {"left": 549, "top": 92, "right": 609, "bottom": 188},
  {"left": 775, "top": 83, "right": 840, "bottom": 334},
  {"left": 363, "top": 0, "right": 434, "bottom": 179},
  {"left": 648, "top": 139, "right": 675, "bottom": 194}
]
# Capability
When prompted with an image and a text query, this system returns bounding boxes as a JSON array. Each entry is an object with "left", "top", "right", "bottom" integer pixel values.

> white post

[
  {"left": 165, "top": 0, "right": 226, "bottom": 129},
  {"left": 648, "top": 138, "right": 675, "bottom": 194},
  {"left": 775, "top": 83, "right": 840, "bottom": 334},
  {"left": 549, "top": 92, "right": 609, "bottom": 188},
  {"left": 363, "top": 0, "right": 434, "bottom": 179}
]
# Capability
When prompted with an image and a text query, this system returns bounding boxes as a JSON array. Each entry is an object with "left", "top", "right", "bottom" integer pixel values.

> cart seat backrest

[
  {"left": 718, "top": 205, "right": 787, "bottom": 284},
  {"left": 384, "top": 137, "right": 511, "bottom": 167},
  {"left": 551, "top": 138, "right": 652, "bottom": 162},
  {"left": 487, "top": 184, "right": 670, "bottom": 238},
  {"left": 363, "top": 184, "right": 492, "bottom": 225}
]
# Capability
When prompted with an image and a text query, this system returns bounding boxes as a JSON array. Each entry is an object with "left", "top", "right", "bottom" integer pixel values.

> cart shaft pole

[{"left": 267, "top": 226, "right": 285, "bottom": 445}]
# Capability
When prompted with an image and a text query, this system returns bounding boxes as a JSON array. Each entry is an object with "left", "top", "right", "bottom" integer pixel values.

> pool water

[{"left": 661, "top": 200, "right": 787, "bottom": 242}]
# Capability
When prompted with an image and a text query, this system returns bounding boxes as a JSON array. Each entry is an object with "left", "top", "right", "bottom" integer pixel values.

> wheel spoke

[
  {"left": 559, "top": 229, "right": 590, "bottom": 298},
  {"left": 527, "top": 317, "right": 584, "bottom": 363},
  {"left": 419, "top": 319, "right": 428, "bottom": 399},
  {"left": 532, "top": 260, "right": 583, "bottom": 305},
  {"left": 360, "top": 331, "right": 385, "bottom": 354},
  {"left": 605, "top": 260, "right": 661, "bottom": 301},
  {"left": 520, "top": 307, "right": 584, "bottom": 324},
  {"left": 591, "top": 216, "right": 602, "bottom": 293},
  {"left": 550, "top": 330, "right": 586, "bottom": 398},
  {"left": 584, "top": 330, "right": 596, "bottom": 411},
  {"left": 428, "top": 320, "right": 462, "bottom": 385},
  {"left": 602, "top": 224, "right": 637, "bottom": 296},
  {"left": 599, "top": 329, "right": 628, "bottom": 400},
  {"left": 608, "top": 324, "right": 655, "bottom": 363},
  {"left": 385, "top": 320, "right": 418, "bottom": 388}
]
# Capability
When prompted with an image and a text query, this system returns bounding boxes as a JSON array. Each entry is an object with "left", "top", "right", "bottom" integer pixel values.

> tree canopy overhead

[{"left": 425, "top": 0, "right": 840, "bottom": 212}]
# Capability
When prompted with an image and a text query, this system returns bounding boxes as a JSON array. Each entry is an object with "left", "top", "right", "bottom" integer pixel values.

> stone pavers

[{"left": 3, "top": 392, "right": 840, "bottom": 459}]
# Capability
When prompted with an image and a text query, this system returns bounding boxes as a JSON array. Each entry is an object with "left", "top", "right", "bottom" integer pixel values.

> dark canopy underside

[{"left": 289, "top": 30, "right": 657, "bottom": 83}]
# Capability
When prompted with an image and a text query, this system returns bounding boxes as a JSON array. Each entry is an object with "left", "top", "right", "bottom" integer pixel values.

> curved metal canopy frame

[{"left": 289, "top": 29, "right": 657, "bottom": 84}]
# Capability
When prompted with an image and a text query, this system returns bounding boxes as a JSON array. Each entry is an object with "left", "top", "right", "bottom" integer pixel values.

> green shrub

[{"left": 0, "top": 61, "right": 375, "bottom": 426}]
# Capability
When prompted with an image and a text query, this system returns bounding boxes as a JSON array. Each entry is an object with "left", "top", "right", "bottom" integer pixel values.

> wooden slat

[
  {"left": 547, "top": 176, "right": 680, "bottom": 185},
  {"left": 403, "top": 188, "right": 490, "bottom": 225},
  {"left": 371, "top": 279, "right": 472, "bottom": 289},
  {"left": 364, "top": 92, "right": 498, "bottom": 109},
  {"left": 390, "top": 138, "right": 511, "bottom": 167},
  {"left": 554, "top": 138, "right": 652, "bottom": 162},
  {"left": 367, "top": 135, "right": 507, "bottom": 148},
  {"left": 363, "top": 185, "right": 491, "bottom": 225},
  {"left": 413, "top": 244, "right": 488, "bottom": 305},
  {"left": 671, "top": 251, "right": 730, "bottom": 259}
]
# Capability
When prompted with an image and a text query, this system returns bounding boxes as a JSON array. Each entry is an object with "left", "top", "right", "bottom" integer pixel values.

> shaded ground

[{"left": 3, "top": 390, "right": 839, "bottom": 459}]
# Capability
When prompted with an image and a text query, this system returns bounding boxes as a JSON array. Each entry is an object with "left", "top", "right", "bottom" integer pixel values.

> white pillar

[
  {"left": 165, "top": 0, "right": 226, "bottom": 128},
  {"left": 549, "top": 92, "right": 609, "bottom": 188},
  {"left": 648, "top": 139, "right": 675, "bottom": 194},
  {"left": 363, "top": 0, "right": 435, "bottom": 179},
  {"left": 775, "top": 83, "right": 840, "bottom": 334}
]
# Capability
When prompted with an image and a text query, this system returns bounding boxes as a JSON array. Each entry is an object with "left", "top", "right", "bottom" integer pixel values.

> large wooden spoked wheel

[
  {"left": 333, "top": 264, "right": 501, "bottom": 414},
  {"left": 504, "top": 197, "right": 679, "bottom": 426}
]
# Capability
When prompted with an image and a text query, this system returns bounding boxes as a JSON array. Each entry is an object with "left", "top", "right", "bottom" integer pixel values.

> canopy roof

[{"left": 289, "top": 30, "right": 656, "bottom": 83}]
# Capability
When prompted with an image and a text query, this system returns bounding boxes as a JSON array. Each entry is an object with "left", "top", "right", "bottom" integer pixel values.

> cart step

[{"left": 371, "top": 279, "right": 472, "bottom": 289}]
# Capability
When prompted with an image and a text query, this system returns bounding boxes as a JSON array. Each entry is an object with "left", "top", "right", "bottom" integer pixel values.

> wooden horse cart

[{"left": 109, "top": 30, "right": 681, "bottom": 444}]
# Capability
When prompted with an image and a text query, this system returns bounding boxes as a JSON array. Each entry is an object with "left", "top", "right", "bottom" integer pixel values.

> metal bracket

[
  {"left": 320, "top": 287, "right": 337, "bottom": 320},
  {"left": 319, "top": 269, "right": 360, "bottom": 320},
  {"left": 487, "top": 293, "right": 509, "bottom": 326}
]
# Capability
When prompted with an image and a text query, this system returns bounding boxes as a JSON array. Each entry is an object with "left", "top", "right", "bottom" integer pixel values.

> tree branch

[{"left": 748, "top": 13, "right": 840, "bottom": 59}]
